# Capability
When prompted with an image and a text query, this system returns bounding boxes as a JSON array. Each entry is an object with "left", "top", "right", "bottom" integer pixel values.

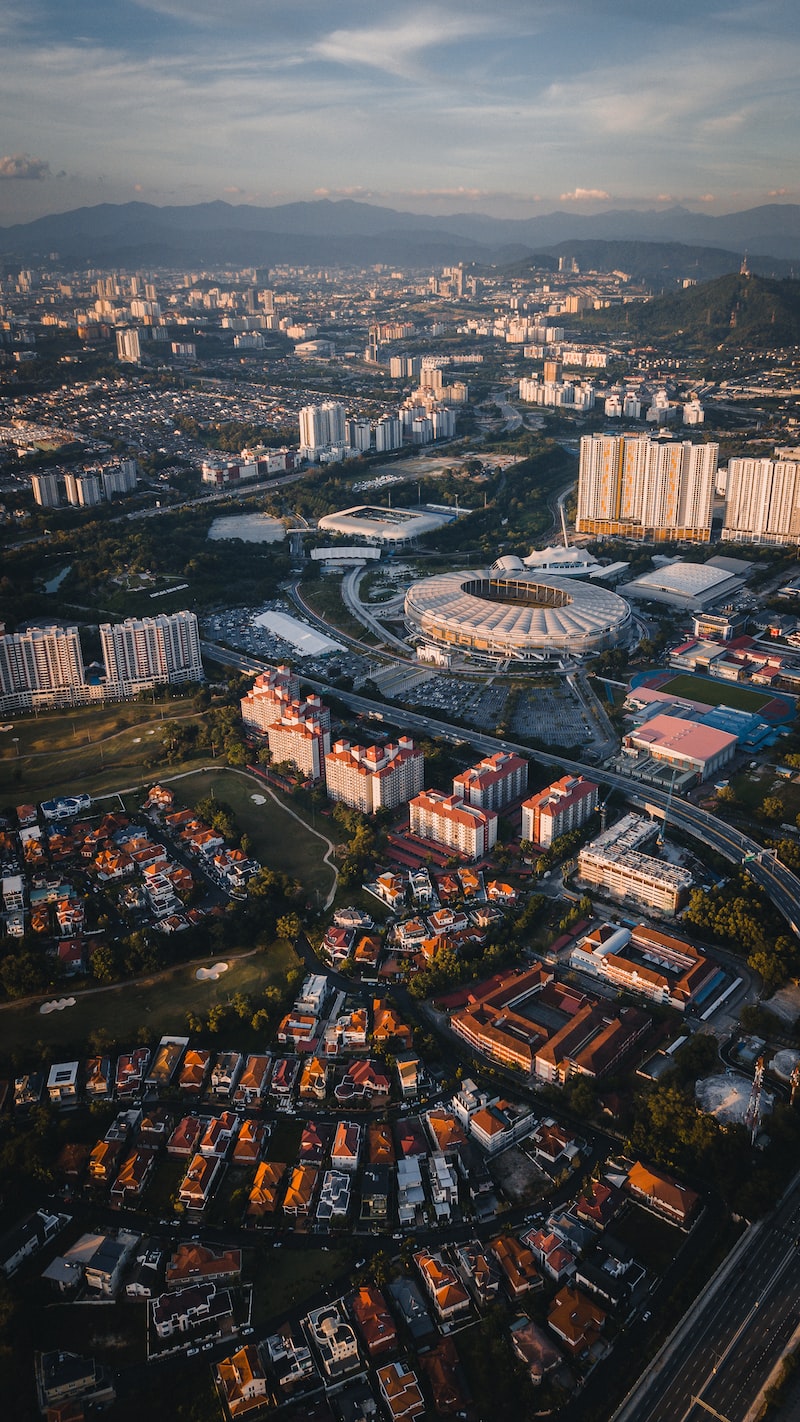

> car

[
  {"left": 273, "top": 1241, "right": 283, "bottom": 1249},
  {"left": 186, "top": 1347, "right": 199, "bottom": 1357},
  {"left": 201, "top": 1341, "right": 214, "bottom": 1352},
  {"left": 241, "top": 1326, "right": 254, "bottom": 1336},
  {"left": 642, "top": 1311, "right": 651, "bottom": 1322}
]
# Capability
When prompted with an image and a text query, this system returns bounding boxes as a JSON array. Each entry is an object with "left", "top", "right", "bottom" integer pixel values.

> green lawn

[
  {"left": 658, "top": 674, "right": 773, "bottom": 714},
  {"left": 0, "top": 940, "right": 297, "bottom": 1056},
  {"left": 0, "top": 695, "right": 206, "bottom": 802},
  {"left": 299, "top": 576, "right": 380, "bottom": 644},
  {"left": 164, "top": 767, "right": 337, "bottom": 901}
]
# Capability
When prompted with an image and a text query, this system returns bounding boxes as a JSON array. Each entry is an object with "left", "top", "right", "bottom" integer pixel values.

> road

[
  {"left": 203, "top": 637, "right": 800, "bottom": 941},
  {"left": 614, "top": 1170, "right": 800, "bottom": 1422}
]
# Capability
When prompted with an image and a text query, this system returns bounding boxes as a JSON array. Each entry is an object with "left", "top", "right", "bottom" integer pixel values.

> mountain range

[{"left": 1, "top": 198, "right": 799, "bottom": 275}]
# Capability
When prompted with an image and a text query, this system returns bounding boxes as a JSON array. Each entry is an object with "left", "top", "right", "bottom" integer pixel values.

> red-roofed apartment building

[
  {"left": 325, "top": 738, "right": 424, "bottom": 813},
  {"left": 409, "top": 790, "right": 497, "bottom": 860},
  {"left": 453, "top": 751, "right": 527, "bottom": 811},
  {"left": 522, "top": 776, "right": 599, "bottom": 847}
]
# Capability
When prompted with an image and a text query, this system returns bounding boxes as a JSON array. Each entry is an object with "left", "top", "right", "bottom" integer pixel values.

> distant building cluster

[
  {"left": 30, "top": 458, "right": 138, "bottom": 508},
  {"left": 0, "top": 610, "right": 202, "bottom": 713}
]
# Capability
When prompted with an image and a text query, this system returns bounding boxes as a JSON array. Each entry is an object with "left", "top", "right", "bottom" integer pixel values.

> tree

[
  {"left": 276, "top": 913, "right": 302, "bottom": 943},
  {"left": 759, "top": 795, "right": 785, "bottom": 822},
  {"left": 89, "top": 943, "right": 117, "bottom": 984}
]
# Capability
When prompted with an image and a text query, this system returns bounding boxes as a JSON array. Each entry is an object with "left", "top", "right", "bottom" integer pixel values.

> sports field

[{"left": 657, "top": 674, "right": 774, "bottom": 714}]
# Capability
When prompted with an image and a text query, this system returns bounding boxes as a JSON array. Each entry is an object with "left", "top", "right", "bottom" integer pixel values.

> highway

[
  {"left": 614, "top": 1171, "right": 800, "bottom": 1422},
  {"left": 202, "top": 637, "right": 800, "bottom": 940}
]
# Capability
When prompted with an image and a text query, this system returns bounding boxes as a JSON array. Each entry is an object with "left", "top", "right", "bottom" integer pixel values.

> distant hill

[
  {"left": 581, "top": 273, "right": 800, "bottom": 348},
  {"left": 1, "top": 198, "right": 800, "bottom": 269},
  {"left": 502, "top": 241, "right": 794, "bottom": 287}
]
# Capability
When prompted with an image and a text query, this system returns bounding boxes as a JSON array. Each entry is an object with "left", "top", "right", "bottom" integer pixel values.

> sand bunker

[
  {"left": 250, "top": 793, "right": 266, "bottom": 804},
  {"left": 195, "top": 962, "right": 229, "bottom": 982},
  {"left": 40, "top": 997, "right": 77, "bottom": 1015},
  {"left": 696, "top": 1071, "right": 774, "bottom": 1125}
]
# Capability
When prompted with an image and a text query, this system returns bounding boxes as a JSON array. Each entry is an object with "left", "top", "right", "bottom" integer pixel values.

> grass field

[
  {"left": 298, "top": 576, "right": 380, "bottom": 644},
  {"left": 0, "top": 694, "right": 206, "bottom": 801},
  {"left": 0, "top": 940, "right": 297, "bottom": 1056},
  {"left": 657, "top": 674, "right": 774, "bottom": 714},
  {"left": 156, "top": 767, "right": 337, "bottom": 901}
]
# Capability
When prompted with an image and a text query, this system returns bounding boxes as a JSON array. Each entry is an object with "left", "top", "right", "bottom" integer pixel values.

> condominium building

[
  {"left": 100, "top": 611, "right": 203, "bottom": 694},
  {"left": 0, "top": 625, "right": 87, "bottom": 713},
  {"left": 577, "top": 814, "right": 694, "bottom": 915},
  {"left": 239, "top": 666, "right": 301, "bottom": 733},
  {"left": 409, "top": 790, "right": 498, "bottom": 860},
  {"left": 116, "top": 327, "right": 141, "bottom": 363},
  {"left": 521, "top": 776, "right": 599, "bottom": 848},
  {"left": 576, "top": 433, "right": 718, "bottom": 542},
  {"left": 324, "top": 737, "right": 424, "bottom": 813},
  {"left": 63, "top": 471, "right": 102, "bottom": 507},
  {"left": 298, "top": 401, "right": 346, "bottom": 451},
  {"left": 30, "top": 471, "right": 61, "bottom": 507},
  {"left": 267, "top": 707, "right": 331, "bottom": 781},
  {"left": 722, "top": 457, "right": 800, "bottom": 545},
  {"left": 452, "top": 751, "right": 527, "bottom": 812},
  {"left": 374, "top": 414, "right": 403, "bottom": 452}
]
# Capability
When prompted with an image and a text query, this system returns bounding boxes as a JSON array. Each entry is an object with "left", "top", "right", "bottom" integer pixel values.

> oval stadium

[{"left": 404, "top": 569, "right": 631, "bottom": 661}]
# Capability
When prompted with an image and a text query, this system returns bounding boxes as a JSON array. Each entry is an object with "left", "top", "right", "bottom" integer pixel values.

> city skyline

[{"left": 1, "top": 0, "right": 798, "bottom": 225}]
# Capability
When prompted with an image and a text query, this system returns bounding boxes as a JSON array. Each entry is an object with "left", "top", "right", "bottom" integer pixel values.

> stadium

[
  {"left": 317, "top": 504, "right": 454, "bottom": 544},
  {"left": 404, "top": 568, "right": 632, "bottom": 661}
]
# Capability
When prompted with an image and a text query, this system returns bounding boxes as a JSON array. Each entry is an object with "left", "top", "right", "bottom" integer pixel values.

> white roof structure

[
  {"left": 252, "top": 610, "right": 344, "bottom": 656},
  {"left": 491, "top": 547, "right": 599, "bottom": 577},
  {"left": 317, "top": 505, "right": 452, "bottom": 544},
  {"left": 404, "top": 569, "right": 631, "bottom": 660},
  {"left": 620, "top": 559, "right": 747, "bottom": 609}
]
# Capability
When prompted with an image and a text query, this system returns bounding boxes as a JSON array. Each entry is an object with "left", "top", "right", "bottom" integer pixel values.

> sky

[{"left": 0, "top": 0, "right": 797, "bottom": 225}]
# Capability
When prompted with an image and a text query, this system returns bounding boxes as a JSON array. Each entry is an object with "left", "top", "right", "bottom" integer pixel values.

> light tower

[
  {"left": 744, "top": 1056, "right": 765, "bottom": 1145},
  {"left": 791, "top": 1063, "right": 800, "bottom": 1107}
]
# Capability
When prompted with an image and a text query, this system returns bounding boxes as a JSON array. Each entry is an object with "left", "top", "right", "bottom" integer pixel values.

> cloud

[
  {"left": 768, "top": 187, "right": 791, "bottom": 196},
  {"left": 698, "top": 193, "right": 716, "bottom": 202},
  {"left": 0, "top": 152, "right": 51, "bottom": 180},
  {"left": 313, "top": 13, "right": 490, "bottom": 78},
  {"left": 560, "top": 187, "right": 611, "bottom": 202}
]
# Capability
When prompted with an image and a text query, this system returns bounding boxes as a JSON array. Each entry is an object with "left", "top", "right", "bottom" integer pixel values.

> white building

[
  {"left": 0, "top": 625, "right": 87, "bottom": 713},
  {"left": 299, "top": 401, "right": 346, "bottom": 452},
  {"left": 116, "top": 328, "right": 141, "bottom": 363},
  {"left": 453, "top": 751, "right": 527, "bottom": 812},
  {"left": 101, "top": 612, "right": 203, "bottom": 694},
  {"left": 722, "top": 457, "right": 800, "bottom": 545}
]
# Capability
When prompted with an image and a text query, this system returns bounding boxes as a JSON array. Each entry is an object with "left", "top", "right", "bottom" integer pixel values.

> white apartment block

[
  {"left": 521, "top": 776, "right": 599, "bottom": 848},
  {"left": 30, "top": 471, "right": 61, "bottom": 507},
  {"left": 453, "top": 751, "right": 527, "bottom": 812},
  {"left": 324, "top": 737, "right": 424, "bottom": 813},
  {"left": 267, "top": 710, "right": 331, "bottom": 781},
  {"left": 576, "top": 433, "right": 718, "bottom": 542},
  {"left": 100, "top": 611, "right": 203, "bottom": 694},
  {"left": 722, "top": 457, "right": 800, "bottom": 545},
  {"left": 299, "top": 401, "right": 346, "bottom": 451},
  {"left": 409, "top": 790, "right": 497, "bottom": 860},
  {"left": 0, "top": 625, "right": 88, "bottom": 713},
  {"left": 239, "top": 666, "right": 301, "bottom": 733}
]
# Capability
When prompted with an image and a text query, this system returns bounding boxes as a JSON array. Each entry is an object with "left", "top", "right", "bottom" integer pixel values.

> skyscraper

[
  {"left": 576, "top": 434, "right": 717, "bottom": 542},
  {"left": 299, "top": 401, "right": 346, "bottom": 451},
  {"left": 722, "top": 458, "right": 800, "bottom": 545}
]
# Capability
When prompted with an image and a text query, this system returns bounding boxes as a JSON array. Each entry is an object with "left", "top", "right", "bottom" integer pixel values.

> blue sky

[{"left": 1, "top": 0, "right": 797, "bottom": 222}]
